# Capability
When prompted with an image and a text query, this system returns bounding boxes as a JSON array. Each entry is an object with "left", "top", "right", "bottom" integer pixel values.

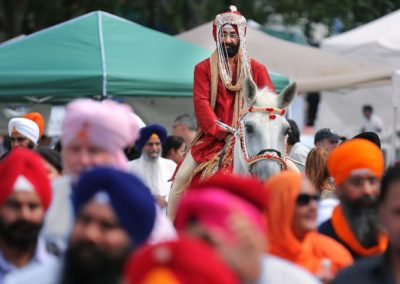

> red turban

[
  {"left": 124, "top": 237, "right": 239, "bottom": 284},
  {"left": 193, "top": 172, "right": 268, "bottom": 212},
  {"left": 327, "top": 138, "right": 384, "bottom": 185},
  {"left": 0, "top": 148, "right": 52, "bottom": 210}
]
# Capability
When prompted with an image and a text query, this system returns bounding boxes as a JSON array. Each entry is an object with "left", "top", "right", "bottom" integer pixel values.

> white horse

[{"left": 219, "top": 78, "right": 297, "bottom": 180}]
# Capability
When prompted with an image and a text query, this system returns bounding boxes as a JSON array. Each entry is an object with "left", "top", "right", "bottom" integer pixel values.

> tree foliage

[{"left": 0, "top": 0, "right": 400, "bottom": 42}]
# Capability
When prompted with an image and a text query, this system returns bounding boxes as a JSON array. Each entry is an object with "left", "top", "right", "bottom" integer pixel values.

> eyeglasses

[
  {"left": 220, "top": 32, "right": 239, "bottom": 40},
  {"left": 296, "top": 193, "right": 320, "bottom": 206}
]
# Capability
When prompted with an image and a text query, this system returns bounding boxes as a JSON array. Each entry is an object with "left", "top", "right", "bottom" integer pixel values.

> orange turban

[
  {"left": 22, "top": 112, "right": 45, "bottom": 137},
  {"left": 327, "top": 138, "right": 384, "bottom": 186}
]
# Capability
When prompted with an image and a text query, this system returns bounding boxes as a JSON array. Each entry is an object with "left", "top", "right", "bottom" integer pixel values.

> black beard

[
  {"left": 0, "top": 219, "right": 42, "bottom": 251},
  {"left": 342, "top": 195, "right": 380, "bottom": 248},
  {"left": 60, "top": 241, "right": 131, "bottom": 284},
  {"left": 222, "top": 42, "right": 239, "bottom": 58}
]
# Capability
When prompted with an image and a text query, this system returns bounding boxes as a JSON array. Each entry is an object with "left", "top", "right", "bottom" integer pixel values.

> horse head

[{"left": 233, "top": 78, "right": 297, "bottom": 180}]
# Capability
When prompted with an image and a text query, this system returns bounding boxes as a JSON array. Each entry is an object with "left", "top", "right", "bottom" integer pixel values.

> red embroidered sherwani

[{"left": 191, "top": 58, "right": 275, "bottom": 164}]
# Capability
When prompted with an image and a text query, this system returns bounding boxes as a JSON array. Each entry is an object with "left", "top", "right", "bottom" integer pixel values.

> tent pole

[{"left": 391, "top": 71, "right": 400, "bottom": 165}]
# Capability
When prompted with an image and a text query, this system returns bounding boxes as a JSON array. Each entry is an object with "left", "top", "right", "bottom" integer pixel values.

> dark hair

[
  {"left": 36, "top": 147, "right": 63, "bottom": 173},
  {"left": 363, "top": 105, "right": 373, "bottom": 112},
  {"left": 174, "top": 114, "right": 197, "bottom": 131},
  {"left": 287, "top": 119, "right": 300, "bottom": 145},
  {"left": 379, "top": 163, "right": 400, "bottom": 203},
  {"left": 162, "top": 135, "right": 184, "bottom": 158}
]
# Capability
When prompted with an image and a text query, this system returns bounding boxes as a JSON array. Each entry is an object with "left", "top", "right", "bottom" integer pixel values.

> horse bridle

[{"left": 237, "top": 106, "right": 288, "bottom": 172}]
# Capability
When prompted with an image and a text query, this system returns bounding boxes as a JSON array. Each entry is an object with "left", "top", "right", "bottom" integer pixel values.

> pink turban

[
  {"left": 175, "top": 187, "right": 266, "bottom": 244},
  {"left": 61, "top": 99, "right": 139, "bottom": 170}
]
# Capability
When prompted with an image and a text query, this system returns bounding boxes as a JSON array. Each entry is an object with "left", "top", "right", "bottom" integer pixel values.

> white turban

[{"left": 8, "top": 118, "right": 40, "bottom": 144}]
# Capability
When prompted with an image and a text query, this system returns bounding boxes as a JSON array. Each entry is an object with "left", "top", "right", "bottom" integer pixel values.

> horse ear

[
  {"left": 243, "top": 77, "right": 257, "bottom": 106},
  {"left": 277, "top": 82, "right": 297, "bottom": 109}
]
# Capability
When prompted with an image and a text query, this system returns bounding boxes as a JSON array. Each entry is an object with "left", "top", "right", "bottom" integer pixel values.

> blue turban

[
  {"left": 72, "top": 166, "right": 156, "bottom": 246},
  {"left": 135, "top": 123, "right": 167, "bottom": 152}
]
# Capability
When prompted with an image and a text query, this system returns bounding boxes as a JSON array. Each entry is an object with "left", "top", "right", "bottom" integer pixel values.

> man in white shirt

[
  {"left": 128, "top": 124, "right": 176, "bottom": 211},
  {"left": 361, "top": 105, "right": 383, "bottom": 133}
]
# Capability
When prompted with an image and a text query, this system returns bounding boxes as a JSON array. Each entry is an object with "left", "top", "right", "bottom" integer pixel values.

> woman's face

[{"left": 291, "top": 178, "right": 319, "bottom": 239}]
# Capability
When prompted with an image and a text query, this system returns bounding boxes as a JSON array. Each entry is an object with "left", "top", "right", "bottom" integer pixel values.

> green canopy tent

[
  {"left": 0, "top": 11, "right": 289, "bottom": 103},
  {"left": 0, "top": 11, "right": 289, "bottom": 132}
]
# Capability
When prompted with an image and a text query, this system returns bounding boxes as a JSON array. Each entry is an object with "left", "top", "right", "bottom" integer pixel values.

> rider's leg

[{"left": 167, "top": 151, "right": 197, "bottom": 221}]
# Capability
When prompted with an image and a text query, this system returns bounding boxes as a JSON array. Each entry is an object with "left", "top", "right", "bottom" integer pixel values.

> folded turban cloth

[
  {"left": 61, "top": 99, "right": 139, "bottom": 170},
  {"left": 193, "top": 172, "right": 268, "bottom": 212},
  {"left": 0, "top": 148, "right": 52, "bottom": 210},
  {"left": 175, "top": 187, "right": 266, "bottom": 244},
  {"left": 328, "top": 138, "right": 384, "bottom": 186},
  {"left": 123, "top": 237, "right": 239, "bottom": 284},
  {"left": 135, "top": 124, "right": 167, "bottom": 152},
  {"left": 72, "top": 166, "right": 156, "bottom": 246},
  {"left": 22, "top": 112, "right": 45, "bottom": 137},
  {"left": 353, "top": 131, "right": 381, "bottom": 149},
  {"left": 8, "top": 118, "right": 40, "bottom": 144}
]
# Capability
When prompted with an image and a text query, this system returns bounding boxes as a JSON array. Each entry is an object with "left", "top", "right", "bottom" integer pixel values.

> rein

[{"left": 237, "top": 106, "right": 288, "bottom": 171}]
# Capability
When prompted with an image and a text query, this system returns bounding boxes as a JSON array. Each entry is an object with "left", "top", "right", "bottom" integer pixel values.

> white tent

[
  {"left": 177, "top": 22, "right": 392, "bottom": 93},
  {"left": 320, "top": 10, "right": 400, "bottom": 162}
]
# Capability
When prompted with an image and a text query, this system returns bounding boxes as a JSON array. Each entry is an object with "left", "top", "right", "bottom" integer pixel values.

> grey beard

[{"left": 342, "top": 199, "right": 380, "bottom": 248}]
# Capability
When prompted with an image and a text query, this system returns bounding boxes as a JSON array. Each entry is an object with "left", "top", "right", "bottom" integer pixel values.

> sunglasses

[{"left": 296, "top": 193, "right": 320, "bottom": 206}]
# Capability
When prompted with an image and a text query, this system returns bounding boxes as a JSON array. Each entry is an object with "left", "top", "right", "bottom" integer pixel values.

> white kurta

[{"left": 128, "top": 156, "right": 176, "bottom": 200}]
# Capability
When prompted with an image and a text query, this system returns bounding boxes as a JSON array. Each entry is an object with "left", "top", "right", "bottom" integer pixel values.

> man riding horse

[{"left": 167, "top": 6, "right": 296, "bottom": 220}]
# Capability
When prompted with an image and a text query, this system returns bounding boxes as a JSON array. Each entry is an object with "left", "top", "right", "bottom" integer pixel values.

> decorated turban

[
  {"left": 22, "top": 112, "right": 45, "bottom": 137},
  {"left": 8, "top": 118, "right": 40, "bottom": 144},
  {"left": 327, "top": 138, "right": 384, "bottom": 186},
  {"left": 175, "top": 187, "right": 266, "bottom": 244},
  {"left": 135, "top": 123, "right": 168, "bottom": 152},
  {"left": 124, "top": 237, "right": 239, "bottom": 284},
  {"left": 72, "top": 166, "right": 156, "bottom": 246},
  {"left": 0, "top": 148, "right": 52, "bottom": 210},
  {"left": 212, "top": 5, "right": 247, "bottom": 41},
  {"left": 61, "top": 99, "right": 139, "bottom": 170},
  {"left": 194, "top": 172, "right": 268, "bottom": 212}
]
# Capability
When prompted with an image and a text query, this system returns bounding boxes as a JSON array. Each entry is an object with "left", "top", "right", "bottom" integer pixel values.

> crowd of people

[{"left": 0, "top": 5, "right": 395, "bottom": 284}]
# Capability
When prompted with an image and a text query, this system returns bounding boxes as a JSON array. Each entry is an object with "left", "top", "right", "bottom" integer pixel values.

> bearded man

[
  {"left": 167, "top": 6, "right": 277, "bottom": 220},
  {"left": 128, "top": 124, "right": 176, "bottom": 211},
  {"left": 318, "top": 139, "right": 387, "bottom": 259},
  {"left": 4, "top": 167, "right": 157, "bottom": 284},
  {"left": 0, "top": 148, "right": 54, "bottom": 281}
]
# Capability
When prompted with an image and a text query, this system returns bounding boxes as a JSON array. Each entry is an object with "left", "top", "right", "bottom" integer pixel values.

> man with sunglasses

[
  {"left": 318, "top": 139, "right": 387, "bottom": 259},
  {"left": 167, "top": 5, "right": 276, "bottom": 220}
]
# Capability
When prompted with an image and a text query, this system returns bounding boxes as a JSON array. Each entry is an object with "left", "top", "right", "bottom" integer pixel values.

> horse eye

[{"left": 245, "top": 123, "right": 255, "bottom": 134}]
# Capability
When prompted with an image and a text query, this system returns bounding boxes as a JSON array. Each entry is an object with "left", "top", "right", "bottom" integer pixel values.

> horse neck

[{"left": 232, "top": 134, "right": 249, "bottom": 174}]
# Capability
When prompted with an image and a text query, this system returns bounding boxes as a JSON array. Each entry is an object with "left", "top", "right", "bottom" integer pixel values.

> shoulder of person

[
  {"left": 3, "top": 258, "right": 62, "bottom": 284},
  {"left": 332, "top": 254, "right": 386, "bottom": 284},
  {"left": 249, "top": 57, "right": 265, "bottom": 68},
  {"left": 160, "top": 157, "right": 177, "bottom": 168},
  {"left": 263, "top": 255, "right": 321, "bottom": 284},
  {"left": 195, "top": 58, "right": 210, "bottom": 70}
]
